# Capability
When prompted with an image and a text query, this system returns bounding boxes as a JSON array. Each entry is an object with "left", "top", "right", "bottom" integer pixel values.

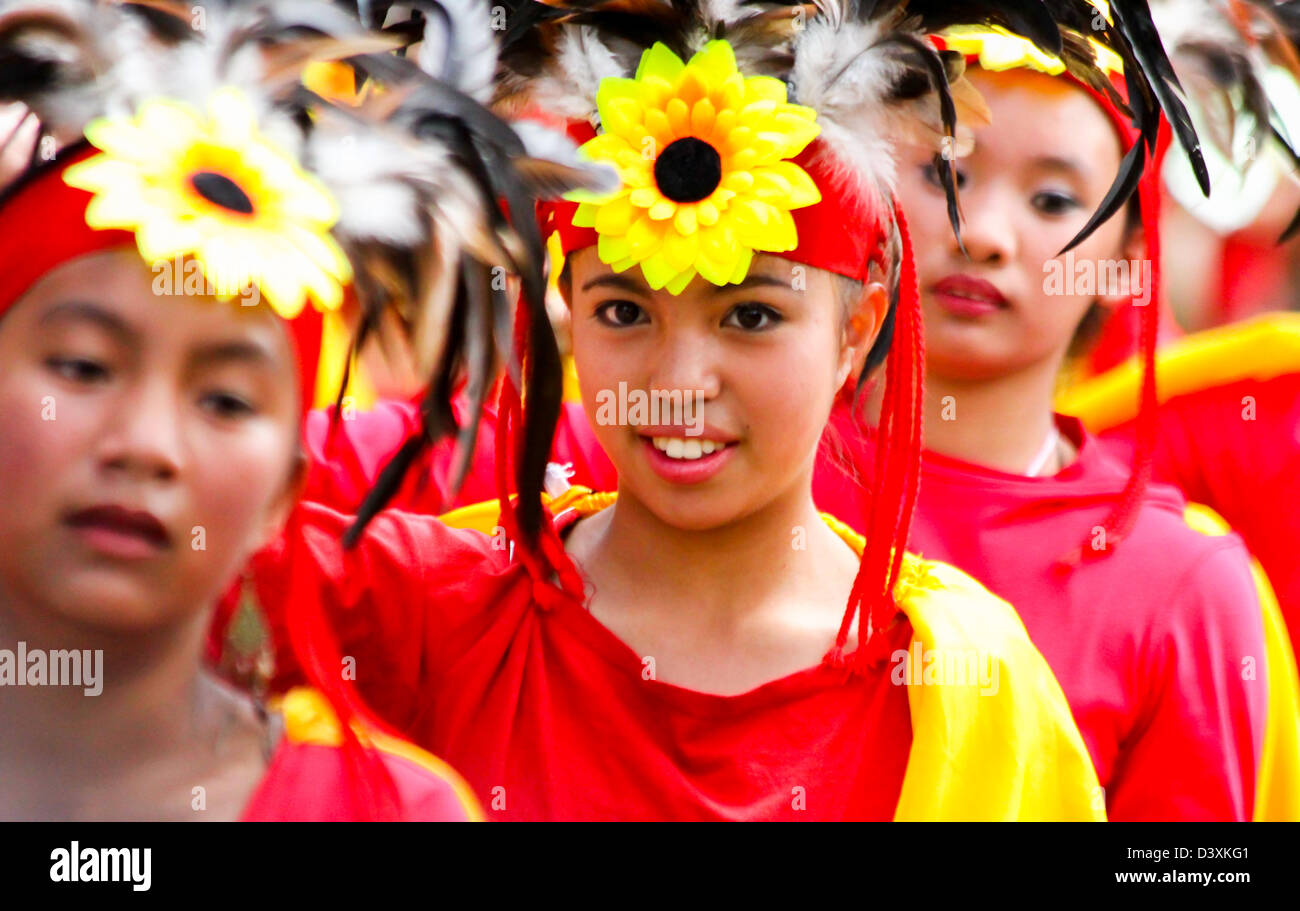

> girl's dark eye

[
  {"left": 595, "top": 300, "right": 647, "bottom": 327},
  {"left": 46, "top": 356, "right": 109, "bottom": 384},
  {"left": 724, "top": 303, "right": 781, "bottom": 331},
  {"left": 923, "top": 162, "right": 966, "bottom": 191},
  {"left": 1031, "top": 189, "right": 1081, "bottom": 216},
  {"left": 200, "top": 391, "right": 256, "bottom": 419}
]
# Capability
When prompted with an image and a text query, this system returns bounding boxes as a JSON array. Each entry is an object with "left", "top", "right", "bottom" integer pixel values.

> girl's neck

[
  {"left": 0, "top": 596, "right": 256, "bottom": 809},
  {"left": 573, "top": 475, "right": 856, "bottom": 623},
  {"left": 922, "top": 357, "right": 1067, "bottom": 475}
]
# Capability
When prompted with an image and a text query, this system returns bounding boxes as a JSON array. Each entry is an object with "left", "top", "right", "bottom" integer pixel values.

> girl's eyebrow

[
  {"left": 1030, "top": 155, "right": 1086, "bottom": 177},
  {"left": 191, "top": 339, "right": 276, "bottom": 368},
  {"left": 39, "top": 300, "right": 135, "bottom": 345},
  {"left": 722, "top": 274, "right": 791, "bottom": 292},
  {"left": 581, "top": 273, "right": 650, "bottom": 294}
]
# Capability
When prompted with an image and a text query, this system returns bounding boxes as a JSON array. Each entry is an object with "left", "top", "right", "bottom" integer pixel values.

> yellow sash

[{"left": 1057, "top": 312, "right": 1300, "bottom": 432}]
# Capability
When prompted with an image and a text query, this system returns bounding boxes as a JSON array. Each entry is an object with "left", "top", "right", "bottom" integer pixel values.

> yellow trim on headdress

[
  {"left": 943, "top": 2, "right": 1123, "bottom": 79},
  {"left": 63, "top": 86, "right": 353, "bottom": 320},
  {"left": 568, "top": 40, "right": 822, "bottom": 294}
]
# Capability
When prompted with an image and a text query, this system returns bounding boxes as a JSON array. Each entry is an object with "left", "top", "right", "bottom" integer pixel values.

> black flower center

[
  {"left": 654, "top": 137, "right": 722, "bottom": 203},
  {"left": 190, "top": 171, "right": 254, "bottom": 215}
]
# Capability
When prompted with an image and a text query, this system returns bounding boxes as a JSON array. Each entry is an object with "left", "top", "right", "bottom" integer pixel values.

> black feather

[
  {"left": 1109, "top": 0, "right": 1210, "bottom": 193},
  {"left": 1059, "top": 132, "right": 1145, "bottom": 254}
]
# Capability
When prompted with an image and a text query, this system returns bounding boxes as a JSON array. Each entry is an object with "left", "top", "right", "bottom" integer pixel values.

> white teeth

[{"left": 651, "top": 436, "right": 726, "bottom": 460}]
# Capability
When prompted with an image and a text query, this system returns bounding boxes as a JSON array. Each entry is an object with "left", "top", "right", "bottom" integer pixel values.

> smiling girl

[{"left": 248, "top": 0, "right": 1207, "bottom": 821}]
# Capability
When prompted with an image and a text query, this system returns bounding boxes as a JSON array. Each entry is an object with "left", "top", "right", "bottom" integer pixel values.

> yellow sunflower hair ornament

[
  {"left": 64, "top": 87, "right": 352, "bottom": 320},
  {"left": 568, "top": 39, "right": 822, "bottom": 295}
]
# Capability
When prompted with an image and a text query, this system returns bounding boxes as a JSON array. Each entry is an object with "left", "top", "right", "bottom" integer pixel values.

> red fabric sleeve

[
  {"left": 1104, "top": 540, "right": 1268, "bottom": 820},
  {"left": 302, "top": 396, "right": 503, "bottom": 516},
  {"left": 249, "top": 501, "right": 507, "bottom": 733},
  {"left": 302, "top": 395, "right": 617, "bottom": 515}
]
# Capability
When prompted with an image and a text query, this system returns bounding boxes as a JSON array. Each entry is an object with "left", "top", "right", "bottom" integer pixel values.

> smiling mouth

[{"left": 648, "top": 436, "right": 735, "bottom": 460}]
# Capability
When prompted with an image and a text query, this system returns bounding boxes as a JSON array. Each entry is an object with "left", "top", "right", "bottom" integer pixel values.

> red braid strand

[
  {"left": 282, "top": 507, "right": 403, "bottom": 820},
  {"left": 827, "top": 202, "right": 926, "bottom": 674},
  {"left": 495, "top": 294, "right": 587, "bottom": 610},
  {"left": 1060, "top": 123, "right": 1169, "bottom": 568}
]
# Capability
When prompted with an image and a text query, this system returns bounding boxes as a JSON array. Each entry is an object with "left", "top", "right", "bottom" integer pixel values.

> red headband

[{"left": 0, "top": 149, "right": 323, "bottom": 416}]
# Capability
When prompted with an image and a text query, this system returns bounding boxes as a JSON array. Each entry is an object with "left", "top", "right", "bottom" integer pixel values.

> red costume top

[
  {"left": 251, "top": 492, "right": 1109, "bottom": 821},
  {"left": 255, "top": 502, "right": 913, "bottom": 821},
  {"left": 1098, "top": 371, "right": 1300, "bottom": 657},
  {"left": 242, "top": 688, "right": 484, "bottom": 822},
  {"left": 814, "top": 408, "right": 1269, "bottom": 820}
]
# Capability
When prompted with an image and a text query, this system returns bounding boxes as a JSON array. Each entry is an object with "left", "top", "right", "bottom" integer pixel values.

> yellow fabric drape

[{"left": 1057, "top": 313, "right": 1300, "bottom": 432}]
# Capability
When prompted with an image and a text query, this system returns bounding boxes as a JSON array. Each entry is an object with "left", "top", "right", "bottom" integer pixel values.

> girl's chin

[
  {"left": 620, "top": 476, "right": 754, "bottom": 533},
  {"left": 38, "top": 574, "right": 196, "bottom": 633}
]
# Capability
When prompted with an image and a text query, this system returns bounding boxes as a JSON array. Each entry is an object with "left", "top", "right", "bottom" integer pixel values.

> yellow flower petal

[
  {"left": 690, "top": 40, "right": 737, "bottom": 85},
  {"left": 626, "top": 214, "right": 667, "bottom": 259},
  {"left": 598, "top": 233, "right": 633, "bottom": 264},
  {"left": 661, "top": 230, "right": 698, "bottom": 272},
  {"left": 643, "top": 108, "right": 673, "bottom": 148},
  {"left": 691, "top": 98, "right": 717, "bottom": 137},
  {"left": 596, "top": 194, "right": 638, "bottom": 233},
  {"left": 664, "top": 267, "right": 696, "bottom": 295},
  {"left": 666, "top": 97, "right": 691, "bottom": 138},
  {"left": 648, "top": 199, "right": 676, "bottom": 221},
  {"left": 636, "top": 42, "right": 687, "bottom": 82},
  {"left": 673, "top": 205, "right": 698, "bottom": 236},
  {"left": 639, "top": 251, "right": 680, "bottom": 291}
]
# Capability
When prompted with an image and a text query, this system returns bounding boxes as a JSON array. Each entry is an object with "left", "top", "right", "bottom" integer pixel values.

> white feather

[
  {"left": 309, "top": 126, "right": 448, "bottom": 246},
  {"left": 511, "top": 119, "right": 619, "bottom": 193},
  {"left": 527, "top": 26, "right": 626, "bottom": 121},
  {"left": 416, "top": 0, "right": 499, "bottom": 104},
  {"left": 790, "top": 19, "right": 902, "bottom": 203}
]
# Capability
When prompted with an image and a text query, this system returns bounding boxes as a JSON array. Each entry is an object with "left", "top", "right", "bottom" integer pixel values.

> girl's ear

[
  {"left": 1098, "top": 222, "right": 1148, "bottom": 311},
  {"left": 836, "top": 280, "right": 890, "bottom": 389}
]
